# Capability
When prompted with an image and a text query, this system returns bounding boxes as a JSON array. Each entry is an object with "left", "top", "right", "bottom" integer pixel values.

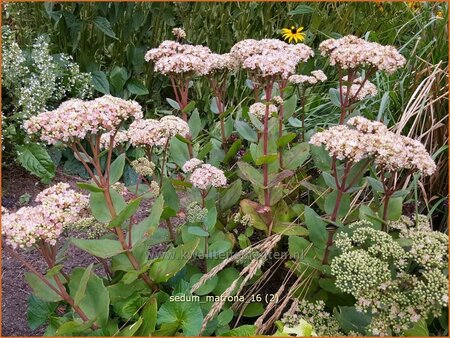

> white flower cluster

[
  {"left": 207, "top": 53, "right": 240, "bottom": 74},
  {"left": 24, "top": 96, "right": 143, "bottom": 145},
  {"left": 187, "top": 163, "right": 227, "bottom": 190},
  {"left": 131, "top": 157, "right": 155, "bottom": 177},
  {"left": 248, "top": 102, "right": 278, "bottom": 120},
  {"left": 331, "top": 218, "right": 448, "bottom": 335},
  {"left": 2, "top": 183, "right": 89, "bottom": 248},
  {"left": 233, "top": 213, "right": 254, "bottom": 227},
  {"left": 99, "top": 130, "right": 129, "bottom": 149},
  {"left": 281, "top": 300, "right": 343, "bottom": 336},
  {"left": 309, "top": 116, "right": 436, "bottom": 176},
  {"left": 2, "top": 29, "right": 92, "bottom": 120},
  {"left": 128, "top": 115, "right": 189, "bottom": 147},
  {"left": 186, "top": 201, "right": 208, "bottom": 223},
  {"left": 172, "top": 27, "right": 186, "bottom": 40},
  {"left": 319, "top": 35, "right": 406, "bottom": 74},
  {"left": 230, "top": 39, "right": 314, "bottom": 80},
  {"left": 182, "top": 158, "right": 204, "bottom": 173},
  {"left": 288, "top": 70, "right": 328, "bottom": 85},
  {"left": 341, "top": 76, "right": 378, "bottom": 101}
]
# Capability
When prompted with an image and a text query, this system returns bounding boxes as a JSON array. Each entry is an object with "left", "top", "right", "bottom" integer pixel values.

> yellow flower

[
  {"left": 281, "top": 26, "right": 306, "bottom": 43},
  {"left": 436, "top": 10, "right": 444, "bottom": 19},
  {"left": 407, "top": 2, "right": 421, "bottom": 12}
]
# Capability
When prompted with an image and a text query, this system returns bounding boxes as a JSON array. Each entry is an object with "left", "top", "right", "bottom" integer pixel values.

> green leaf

[
  {"left": 153, "top": 323, "right": 180, "bottom": 336},
  {"left": 110, "top": 66, "right": 128, "bottom": 91},
  {"left": 284, "top": 143, "right": 310, "bottom": 170},
  {"left": 73, "top": 264, "right": 93, "bottom": 306},
  {"left": 288, "top": 236, "right": 312, "bottom": 259},
  {"left": 222, "top": 325, "right": 257, "bottom": 336},
  {"left": 69, "top": 268, "right": 110, "bottom": 327},
  {"left": 182, "top": 101, "right": 196, "bottom": 114},
  {"left": 213, "top": 268, "right": 241, "bottom": 296},
  {"left": 217, "top": 309, "right": 234, "bottom": 326},
  {"left": 90, "top": 189, "right": 126, "bottom": 223},
  {"left": 55, "top": 320, "right": 95, "bottom": 336},
  {"left": 304, "top": 206, "right": 327, "bottom": 249},
  {"left": 126, "top": 78, "right": 149, "bottom": 95},
  {"left": 288, "top": 4, "right": 314, "bottom": 15},
  {"left": 378, "top": 196, "right": 403, "bottom": 221},
  {"left": 76, "top": 182, "right": 104, "bottom": 192},
  {"left": 208, "top": 239, "right": 232, "bottom": 258},
  {"left": 242, "top": 303, "right": 264, "bottom": 317},
  {"left": 235, "top": 120, "right": 257, "bottom": 143},
  {"left": 71, "top": 238, "right": 125, "bottom": 259},
  {"left": 329, "top": 88, "right": 342, "bottom": 107},
  {"left": 237, "top": 162, "right": 263, "bottom": 188},
  {"left": 322, "top": 172, "right": 337, "bottom": 189},
  {"left": 272, "top": 224, "right": 309, "bottom": 236},
  {"left": 188, "top": 109, "right": 201, "bottom": 139},
  {"left": 223, "top": 140, "right": 242, "bottom": 164},
  {"left": 137, "top": 297, "right": 158, "bottom": 335},
  {"left": 149, "top": 240, "right": 199, "bottom": 283},
  {"left": 333, "top": 306, "right": 371, "bottom": 335},
  {"left": 175, "top": 134, "right": 192, "bottom": 144},
  {"left": 255, "top": 154, "right": 278, "bottom": 166},
  {"left": 130, "top": 194, "right": 164, "bottom": 246},
  {"left": 27, "top": 295, "right": 58, "bottom": 330},
  {"left": 109, "top": 197, "right": 142, "bottom": 228},
  {"left": 310, "top": 144, "right": 331, "bottom": 171},
  {"left": 91, "top": 71, "right": 110, "bottom": 94},
  {"left": 324, "top": 191, "right": 351, "bottom": 219},
  {"left": 404, "top": 319, "right": 429, "bottom": 336},
  {"left": 17, "top": 144, "right": 55, "bottom": 182},
  {"left": 190, "top": 273, "right": 218, "bottom": 296},
  {"left": 283, "top": 94, "right": 297, "bottom": 120},
  {"left": 25, "top": 273, "right": 62, "bottom": 302},
  {"left": 93, "top": 16, "right": 117, "bottom": 39},
  {"left": 118, "top": 316, "right": 142, "bottom": 336},
  {"left": 188, "top": 226, "right": 209, "bottom": 237},
  {"left": 239, "top": 199, "right": 268, "bottom": 231},
  {"left": 219, "top": 179, "right": 242, "bottom": 212},
  {"left": 276, "top": 132, "right": 297, "bottom": 148},
  {"left": 158, "top": 301, "right": 203, "bottom": 336},
  {"left": 267, "top": 170, "right": 294, "bottom": 188},
  {"left": 109, "top": 153, "right": 126, "bottom": 184},
  {"left": 166, "top": 98, "right": 180, "bottom": 110}
]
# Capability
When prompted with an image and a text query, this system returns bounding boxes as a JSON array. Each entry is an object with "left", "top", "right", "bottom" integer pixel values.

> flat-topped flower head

[
  {"left": 231, "top": 39, "right": 313, "bottom": 80},
  {"left": 206, "top": 53, "right": 239, "bottom": 74},
  {"left": 127, "top": 116, "right": 189, "bottom": 147},
  {"left": 319, "top": 35, "right": 406, "bottom": 74},
  {"left": 100, "top": 130, "right": 129, "bottom": 150},
  {"left": 289, "top": 70, "right": 327, "bottom": 85},
  {"left": 145, "top": 41, "right": 184, "bottom": 62},
  {"left": 131, "top": 157, "right": 155, "bottom": 177},
  {"left": 341, "top": 76, "right": 378, "bottom": 101},
  {"left": 3, "top": 183, "right": 89, "bottom": 248},
  {"left": 182, "top": 158, "right": 204, "bottom": 173},
  {"left": 172, "top": 27, "right": 186, "bottom": 40},
  {"left": 249, "top": 102, "right": 278, "bottom": 120},
  {"left": 189, "top": 163, "right": 227, "bottom": 190},
  {"left": 24, "top": 96, "right": 142, "bottom": 145}
]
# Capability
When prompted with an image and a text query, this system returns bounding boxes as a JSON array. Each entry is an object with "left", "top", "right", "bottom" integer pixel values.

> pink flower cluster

[
  {"left": 24, "top": 95, "right": 143, "bottom": 145},
  {"left": 319, "top": 35, "right": 406, "bottom": 74},
  {"left": 310, "top": 116, "right": 436, "bottom": 175},
  {"left": 289, "top": 70, "right": 328, "bottom": 85},
  {"left": 128, "top": 115, "right": 189, "bottom": 147},
  {"left": 341, "top": 76, "right": 378, "bottom": 101},
  {"left": 248, "top": 102, "right": 278, "bottom": 120},
  {"left": 100, "top": 130, "right": 129, "bottom": 149},
  {"left": 2, "top": 183, "right": 89, "bottom": 249},
  {"left": 184, "top": 160, "right": 227, "bottom": 190},
  {"left": 231, "top": 39, "right": 314, "bottom": 80}
]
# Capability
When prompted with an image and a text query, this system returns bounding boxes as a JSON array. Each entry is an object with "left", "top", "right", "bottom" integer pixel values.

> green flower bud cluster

[{"left": 186, "top": 202, "right": 208, "bottom": 223}]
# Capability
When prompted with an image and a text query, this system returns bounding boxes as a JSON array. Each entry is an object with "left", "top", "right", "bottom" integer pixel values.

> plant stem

[
  {"left": 278, "top": 81, "right": 286, "bottom": 168},
  {"left": 159, "top": 139, "right": 170, "bottom": 188},
  {"left": 263, "top": 81, "right": 273, "bottom": 207},
  {"left": 300, "top": 85, "right": 306, "bottom": 142}
]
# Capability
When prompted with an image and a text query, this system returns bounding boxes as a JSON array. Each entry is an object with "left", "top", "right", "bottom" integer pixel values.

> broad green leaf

[
  {"left": 157, "top": 301, "right": 203, "bottom": 336},
  {"left": 137, "top": 297, "right": 158, "bottom": 335},
  {"left": 333, "top": 306, "right": 371, "bottom": 335},
  {"left": 217, "top": 309, "right": 234, "bottom": 326},
  {"left": 118, "top": 316, "right": 142, "bottom": 336},
  {"left": 91, "top": 70, "right": 110, "bottom": 94},
  {"left": 109, "top": 66, "right": 128, "bottom": 91},
  {"left": 378, "top": 196, "right": 403, "bottom": 221},
  {"left": 93, "top": 16, "right": 117, "bottom": 39},
  {"left": 329, "top": 88, "right": 342, "bottom": 107},
  {"left": 130, "top": 194, "right": 164, "bottom": 246},
  {"left": 71, "top": 238, "right": 124, "bottom": 259},
  {"left": 310, "top": 145, "right": 331, "bottom": 171},
  {"left": 324, "top": 191, "right": 351, "bottom": 219},
  {"left": 90, "top": 189, "right": 126, "bottom": 223},
  {"left": 222, "top": 325, "right": 257, "bottom": 336},
  {"left": 149, "top": 240, "right": 199, "bottom": 283},
  {"left": 188, "top": 226, "right": 209, "bottom": 237},
  {"left": 404, "top": 319, "right": 429, "bottom": 336},
  {"left": 190, "top": 273, "right": 218, "bottom": 296},
  {"left": 73, "top": 264, "right": 93, "bottom": 306},
  {"left": 212, "top": 268, "right": 241, "bottom": 296},
  {"left": 76, "top": 182, "right": 104, "bottom": 192},
  {"left": 276, "top": 132, "right": 297, "bottom": 148},
  {"left": 25, "top": 273, "right": 62, "bottom": 302},
  {"left": 166, "top": 98, "right": 180, "bottom": 110},
  {"left": 109, "top": 197, "right": 142, "bottom": 228},
  {"left": 69, "top": 267, "right": 110, "bottom": 327},
  {"left": 255, "top": 154, "right": 278, "bottom": 166},
  {"left": 239, "top": 199, "right": 268, "bottom": 231},
  {"left": 237, "top": 162, "right": 264, "bottom": 188},
  {"left": 283, "top": 94, "right": 297, "bottom": 120},
  {"left": 272, "top": 224, "right": 309, "bottom": 236},
  {"left": 17, "top": 144, "right": 55, "bottom": 182},
  {"left": 219, "top": 179, "right": 242, "bottom": 211},
  {"left": 109, "top": 153, "right": 126, "bottom": 184},
  {"left": 27, "top": 295, "right": 58, "bottom": 330},
  {"left": 283, "top": 143, "right": 310, "bottom": 170},
  {"left": 242, "top": 303, "right": 264, "bottom": 317},
  {"left": 208, "top": 239, "right": 232, "bottom": 258},
  {"left": 304, "top": 206, "right": 327, "bottom": 249},
  {"left": 126, "top": 78, "right": 149, "bottom": 95},
  {"left": 288, "top": 236, "right": 312, "bottom": 259},
  {"left": 223, "top": 140, "right": 242, "bottom": 164},
  {"left": 188, "top": 109, "right": 201, "bottom": 139},
  {"left": 235, "top": 120, "right": 257, "bottom": 143},
  {"left": 55, "top": 320, "right": 95, "bottom": 336},
  {"left": 183, "top": 101, "right": 196, "bottom": 114}
]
